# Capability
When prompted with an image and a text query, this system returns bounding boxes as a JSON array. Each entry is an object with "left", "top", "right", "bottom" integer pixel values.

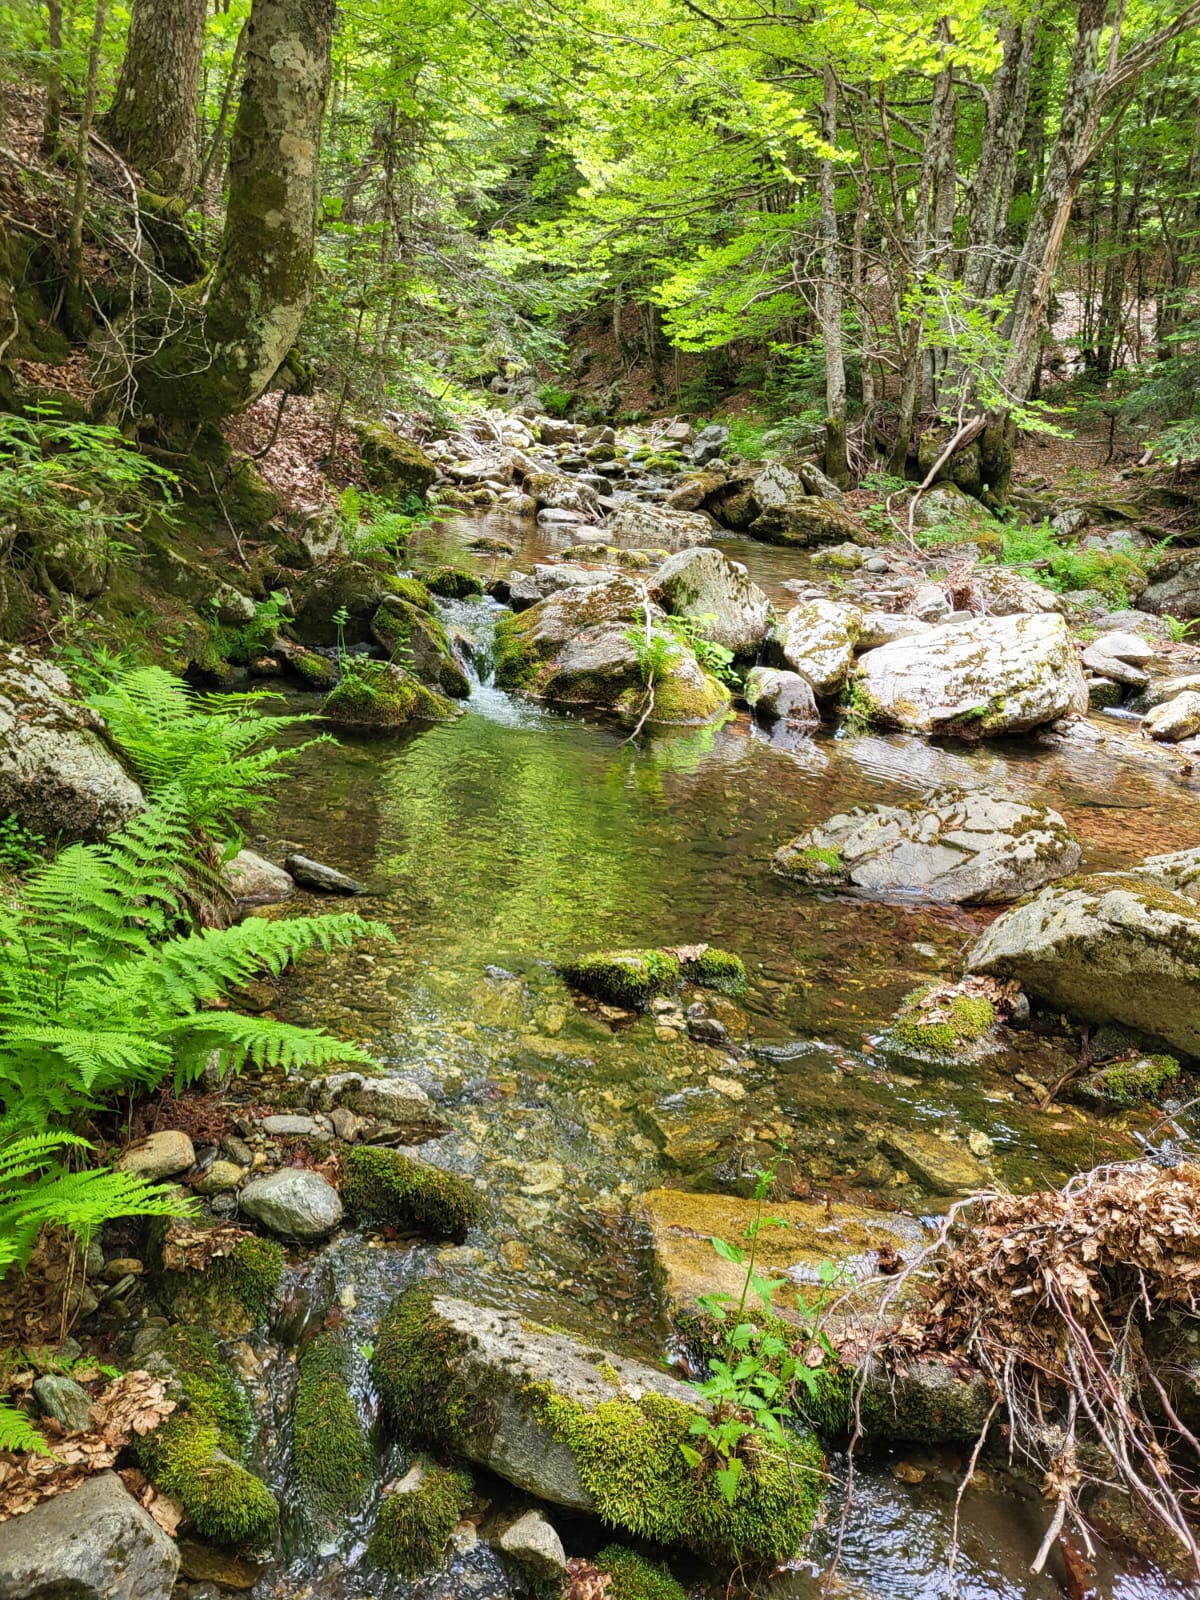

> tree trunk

[
  {"left": 67, "top": 0, "right": 107, "bottom": 297},
  {"left": 196, "top": 18, "right": 249, "bottom": 203},
  {"left": 42, "top": 0, "right": 64, "bottom": 154},
  {"left": 134, "top": 0, "right": 336, "bottom": 426},
  {"left": 818, "top": 63, "right": 849, "bottom": 486},
  {"left": 103, "top": 0, "right": 207, "bottom": 196},
  {"left": 962, "top": 11, "right": 1039, "bottom": 304}
]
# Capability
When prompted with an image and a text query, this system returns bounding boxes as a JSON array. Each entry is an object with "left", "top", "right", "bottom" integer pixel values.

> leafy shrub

[{"left": 537, "top": 383, "right": 573, "bottom": 418}]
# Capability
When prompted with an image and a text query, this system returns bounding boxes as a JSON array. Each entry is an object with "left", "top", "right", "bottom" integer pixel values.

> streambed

[{"left": 251, "top": 512, "right": 1200, "bottom": 1599}]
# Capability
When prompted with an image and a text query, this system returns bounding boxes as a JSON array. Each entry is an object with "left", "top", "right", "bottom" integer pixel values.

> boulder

[
  {"left": 772, "top": 786, "right": 1080, "bottom": 904},
  {"left": 744, "top": 667, "right": 819, "bottom": 726},
  {"left": 1131, "top": 673, "right": 1200, "bottom": 712},
  {"left": 535, "top": 418, "right": 579, "bottom": 446},
  {"left": 222, "top": 849, "right": 294, "bottom": 905},
  {"left": 359, "top": 425, "right": 436, "bottom": 498},
  {"left": 666, "top": 470, "right": 725, "bottom": 511},
  {"left": 772, "top": 598, "right": 861, "bottom": 697},
  {"left": 972, "top": 569, "right": 1064, "bottom": 616},
  {"left": 117, "top": 1129, "right": 195, "bottom": 1183},
  {"left": 968, "top": 871, "right": 1200, "bottom": 1054},
  {"left": 854, "top": 613, "right": 931, "bottom": 651},
  {"left": 1139, "top": 846, "right": 1200, "bottom": 904},
  {"left": 0, "top": 1472, "right": 179, "bottom": 1600},
  {"left": 320, "top": 663, "right": 461, "bottom": 729},
  {"left": 524, "top": 471, "right": 602, "bottom": 520},
  {"left": 690, "top": 423, "right": 730, "bottom": 466},
  {"left": 1144, "top": 692, "right": 1200, "bottom": 742},
  {"left": 607, "top": 503, "right": 716, "bottom": 552},
  {"left": 273, "top": 504, "right": 346, "bottom": 569},
  {"left": 497, "top": 1510, "right": 567, "bottom": 1582},
  {"left": 292, "top": 560, "right": 399, "bottom": 645},
  {"left": 908, "top": 482, "right": 1001, "bottom": 536},
  {"left": 877, "top": 1128, "right": 991, "bottom": 1195},
  {"left": 239, "top": 1168, "right": 344, "bottom": 1241},
  {"left": 749, "top": 498, "right": 863, "bottom": 547},
  {"left": 0, "top": 649, "right": 143, "bottom": 843},
  {"left": 1080, "top": 648, "right": 1148, "bottom": 688},
  {"left": 650, "top": 546, "right": 771, "bottom": 655},
  {"left": 751, "top": 461, "right": 803, "bottom": 509},
  {"left": 371, "top": 599, "right": 471, "bottom": 698},
  {"left": 1087, "top": 631, "right": 1155, "bottom": 664},
  {"left": 372, "top": 1291, "right": 823, "bottom": 1561},
  {"left": 1138, "top": 547, "right": 1200, "bottom": 619},
  {"left": 854, "top": 613, "right": 1088, "bottom": 737},
  {"left": 284, "top": 853, "right": 365, "bottom": 894}
]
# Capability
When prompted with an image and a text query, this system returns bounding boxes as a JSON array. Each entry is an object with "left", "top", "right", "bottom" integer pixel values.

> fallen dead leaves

[
  {"left": 0, "top": 1371, "right": 175, "bottom": 1524},
  {"left": 563, "top": 1557, "right": 613, "bottom": 1600}
]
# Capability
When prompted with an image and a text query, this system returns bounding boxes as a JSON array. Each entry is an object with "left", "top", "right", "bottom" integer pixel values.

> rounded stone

[{"left": 239, "top": 1168, "right": 344, "bottom": 1241}]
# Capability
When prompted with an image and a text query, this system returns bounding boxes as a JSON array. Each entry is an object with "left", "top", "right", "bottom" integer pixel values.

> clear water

[{"left": 249, "top": 513, "right": 1200, "bottom": 1599}]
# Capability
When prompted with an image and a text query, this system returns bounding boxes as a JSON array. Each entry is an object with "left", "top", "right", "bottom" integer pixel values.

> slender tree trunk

[
  {"left": 42, "top": 0, "right": 64, "bottom": 154},
  {"left": 67, "top": 0, "right": 107, "bottom": 292},
  {"left": 103, "top": 0, "right": 207, "bottom": 196},
  {"left": 135, "top": 0, "right": 336, "bottom": 425},
  {"left": 196, "top": 18, "right": 249, "bottom": 202},
  {"left": 962, "top": 11, "right": 1039, "bottom": 304},
  {"left": 818, "top": 63, "right": 849, "bottom": 486}
]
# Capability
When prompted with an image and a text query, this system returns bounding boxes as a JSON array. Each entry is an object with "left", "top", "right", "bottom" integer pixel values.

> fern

[
  {"left": 0, "top": 789, "right": 391, "bottom": 1132},
  {"left": 87, "top": 666, "right": 330, "bottom": 849},
  {"left": 0, "top": 1402, "right": 52, "bottom": 1455}
]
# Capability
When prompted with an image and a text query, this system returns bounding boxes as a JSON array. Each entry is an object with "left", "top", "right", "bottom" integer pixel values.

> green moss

[
  {"left": 597, "top": 1545, "right": 687, "bottom": 1600},
  {"left": 493, "top": 612, "right": 541, "bottom": 691},
  {"left": 630, "top": 668, "right": 730, "bottom": 725},
  {"left": 534, "top": 1386, "right": 823, "bottom": 1566},
  {"left": 294, "top": 1331, "right": 372, "bottom": 1521},
  {"left": 211, "top": 1236, "right": 283, "bottom": 1321},
  {"left": 645, "top": 453, "right": 685, "bottom": 472},
  {"left": 558, "top": 949, "right": 683, "bottom": 1009},
  {"left": 372, "top": 1286, "right": 497, "bottom": 1451},
  {"left": 369, "top": 1463, "right": 474, "bottom": 1576},
  {"left": 392, "top": 576, "right": 435, "bottom": 611},
  {"left": 136, "top": 1327, "right": 278, "bottom": 1548},
  {"left": 889, "top": 986, "right": 996, "bottom": 1058},
  {"left": 360, "top": 426, "right": 436, "bottom": 498},
  {"left": 321, "top": 662, "right": 459, "bottom": 727},
  {"left": 371, "top": 600, "right": 471, "bottom": 698},
  {"left": 681, "top": 948, "right": 746, "bottom": 995},
  {"left": 422, "top": 565, "right": 484, "bottom": 599},
  {"left": 341, "top": 1145, "right": 482, "bottom": 1238},
  {"left": 1076, "top": 1053, "right": 1181, "bottom": 1108},
  {"left": 776, "top": 844, "right": 844, "bottom": 883}
]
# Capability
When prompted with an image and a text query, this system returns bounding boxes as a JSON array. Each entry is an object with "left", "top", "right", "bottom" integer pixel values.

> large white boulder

[
  {"left": 651, "top": 546, "right": 771, "bottom": 654},
  {"left": 607, "top": 503, "right": 716, "bottom": 552},
  {"left": 854, "top": 613, "right": 1087, "bottom": 736},
  {"left": 773, "top": 597, "right": 861, "bottom": 697}
]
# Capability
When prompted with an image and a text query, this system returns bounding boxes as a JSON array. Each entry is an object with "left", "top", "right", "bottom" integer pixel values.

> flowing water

[{"left": 248, "top": 512, "right": 1200, "bottom": 1600}]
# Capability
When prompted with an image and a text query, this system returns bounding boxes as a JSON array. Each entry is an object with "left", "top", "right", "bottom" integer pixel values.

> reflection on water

[{"left": 257, "top": 510, "right": 1200, "bottom": 1599}]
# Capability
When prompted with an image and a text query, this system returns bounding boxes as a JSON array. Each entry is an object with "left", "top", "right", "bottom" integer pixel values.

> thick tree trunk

[
  {"left": 102, "top": 0, "right": 207, "bottom": 196},
  {"left": 818, "top": 64, "right": 849, "bottom": 486},
  {"left": 134, "top": 0, "right": 336, "bottom": 426},
  {"left": 962, "top": 11, "right": 1039, "bottom": 304}
]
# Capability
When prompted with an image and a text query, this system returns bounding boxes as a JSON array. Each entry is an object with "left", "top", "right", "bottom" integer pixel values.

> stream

[{"left": 249, "top": 511, "right": 1200, "bottom": 1600}]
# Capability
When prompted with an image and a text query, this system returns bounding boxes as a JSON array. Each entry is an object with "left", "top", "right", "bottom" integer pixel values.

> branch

[{"left": 1100, "top": 4, "right": 1200, "bottom": 101}]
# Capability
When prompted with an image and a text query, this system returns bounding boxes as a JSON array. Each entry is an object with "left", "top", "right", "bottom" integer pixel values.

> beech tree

[{"left": 103, "top": 0, "right": 208, "bottom": 196}]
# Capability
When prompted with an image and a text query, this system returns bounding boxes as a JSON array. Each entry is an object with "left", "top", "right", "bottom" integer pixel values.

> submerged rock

[
  {"left": 558, "top": 946, "right": 745, "bottom": 1009},
  {"left": 0, "top": 1471, "right": 179, "bottom": 1600},
  {"left": 969, "top": 871, "right": 1200, "bottom": 1054},
  {"left": 371, "top": 1289, "right": 824, "bottom": 1564},
  {"left": 0, "top": 648, "right": 143, "bottom": 842},
  {"left": 854, "top": 613, "right": 1088, "bottom": 736},
  {"left": 772, "top": 787, "right": 1080, "bottom": 904},
  {"left": 284, "top": 854, "right": 365, "bottom": 894},
  {"left": 650, "top": 546, "right": 771, "bottom": 655}
]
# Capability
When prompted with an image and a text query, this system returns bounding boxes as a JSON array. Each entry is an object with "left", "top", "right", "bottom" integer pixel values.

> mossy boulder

[
  {"left": 157, "top": 1224, "right": 283, "bottom": 1334},
  {"left": 369, "top": 1460, "right": 474, "bottom": 1576},
  {"left": 135, "top": 1327, "right": 278, "bottom": 1549},
  {"left": 293, "top": 1331, "right": 373, "bottom": 1523},
  {"left": 1072, "top": 1053, "right": 1180, "bottom": 1109},
  {"left": 321, "top": 662, "right": 462, "bottom": 728},
  {"left": 371, "top": 1289, "right": 823, "bottom": 1567},
  {"left": 749, "top": 498, "right": 864, "bottom": 547},
  {"left": 886, "top": 983, "right": 998, "bottom": 1061},
  {"left": 597, "top": 1546, "right": 687, "bottom": 1600},
  {"left": 340, "top": 1144, "right": 482, "bottom": 1238},
  {"left": 559, "top": 949, "right": 682, "bottom": 1008},
  {"left": 360, "top": 424, "right": 436, "bottom": 498},
  {"left": 371, "top": 598, "right": 470, "bottom": 697},
  {"left": 422, "top": 565, "right": 485, "bottom": 599},
  {"left": 293, "top": 560, "right": 403, "bottom": 645}
]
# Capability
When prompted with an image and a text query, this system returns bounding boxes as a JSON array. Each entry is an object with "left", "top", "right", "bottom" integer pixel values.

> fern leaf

[{"left": 0, "top": 1403, "right": 51, "bottom": 1456}]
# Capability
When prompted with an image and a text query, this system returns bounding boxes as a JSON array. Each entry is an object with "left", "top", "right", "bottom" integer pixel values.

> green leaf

[
  {"left": 715, "top": 1462, "right": 743, "bottom": 1506},
  {"left": 710, "top": 1236, "right": 744, "bottom": 1265}
]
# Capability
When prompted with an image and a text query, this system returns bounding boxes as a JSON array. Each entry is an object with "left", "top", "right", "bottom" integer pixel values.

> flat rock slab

[
  {"left": 855, "top": 613, "right": 1088, "bottom": 736},
  {"left": 772, "top": 785, "right": 1080, "bottom": 904},
  {"left": 0, "top": 1471, "right": 179, "bottom": 1600},
  {"left": 969, "top": 870, "right": 1200, "bottom": 1055}
]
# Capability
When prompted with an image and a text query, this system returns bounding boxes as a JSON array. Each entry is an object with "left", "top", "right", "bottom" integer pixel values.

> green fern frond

[{"left": 0, "top": 1403, "right": 51, "bottom": 1456}]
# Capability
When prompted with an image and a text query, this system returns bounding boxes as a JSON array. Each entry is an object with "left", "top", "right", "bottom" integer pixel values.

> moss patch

[
  {"left": 597, "top": 1545, "right": 687, "bottom": 1600},
  {"left": 493, "top": 612, "right": 541, "bottom": 691},
  {"left": 1075, "top": 1053, "right": 1181, "bottom": 1109},
  {"left": 558, "top": 949, "right": 683, "bottom": 1009},
  {"left": 534, "top": 1385, "right": 823, "bottom": 1566},
  {"left": 369, "top": 1462, "right": 473, "bottom": 1576},
  {"left": 889, "top": 985, "right": 997, "bottom": 1058},
  {"left": 360, "top": 426, "right": 436, "bottom": 498},
  {"left": 293, "top": 1331, "right": 372, "bottom": 1521},
  {"left": 341, "top": 1145, "right": 482, "bottom": 1238},
  {"left": 372, "top": 1286, "right": 497, "bottom": 1452},
  {"left": 422, "top": 564, "right": 484, "bottom": 599},
  {"left": 322, "top": 662, "right": 459, "bottom": 727},
  {"left": 681, "top": 948, "right": 746, "bottom": 995}
]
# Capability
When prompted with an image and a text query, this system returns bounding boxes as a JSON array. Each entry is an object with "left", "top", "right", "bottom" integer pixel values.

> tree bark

[
  {"left": 42, "top": 0, "right": 64, "bottom": 155},
  {"left": 818, "top": 63, "right": 849, "bottom": 486},
  {"left": 103, "top": 0, "right": 207, "bottom": 196},
  {"left": 134, "top": 0, "right": 336, "bottom": 426}
]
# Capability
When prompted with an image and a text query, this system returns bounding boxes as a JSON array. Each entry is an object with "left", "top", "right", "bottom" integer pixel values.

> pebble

[
  {"left": 260, "top": 1114, "right": 323, "bottom": 1137},
  {"left": 102, "top": 1258, "right": 144, "bottom": 1282},
  {"left": 220, "top": 1135, "right": 254, "bottom": 1167},
  {"left": 194, "top": 1160, "right": 244, "bottom": 1196}
]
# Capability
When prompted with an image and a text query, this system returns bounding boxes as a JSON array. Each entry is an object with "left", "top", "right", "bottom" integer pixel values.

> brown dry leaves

[
  {"left": 0, "top": 1372, "right": 174, "bottom": 1522},
  {"left": 160, "top": 1219, "right": 251, "bottom": 1274},
  {"left": 563, "top": 1558, "right": 613, "bottom": 1600}
]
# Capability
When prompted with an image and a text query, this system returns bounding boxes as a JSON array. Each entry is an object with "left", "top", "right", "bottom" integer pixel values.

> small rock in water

[
  {"left": 892, "top": 1461, "right": 927, "bottom": 1485},
  {"left": 239, "top": 1168, "right": 344, "bottom": 1241},
  {"left": 283, "top": 854, "right": 365, "bottom": 895},
  {"left": 498, "top": 1509, "right": 568, "bottom": 1581},
  {"left": 221, "top": 848, "right": 294, "bottom": 904}
]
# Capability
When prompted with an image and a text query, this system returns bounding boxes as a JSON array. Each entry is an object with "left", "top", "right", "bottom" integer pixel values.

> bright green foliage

[
  {"left": 0, "top": 787, "right": 386, "bottom": 1132},
  {"left": 88, "top": 666, "right": 325, "bottom": 849},
  {"left": 0, "top": 815, "right": 46, "bottom": 875},
  {"left": 369, "top": 1463, "right": 474, "bottom": 1576},
  {"left": 961, "top": 521, "right": 1150, "bottom": 606},
  {"left": 665, "top": 615, "right": 736, "bottom": 682},
  {"left": 294, "top": 1331, "right": 373, "bottom": 1521},
  {"left": 597, "top": 1545, "right": 687, "bottom": 1600},
  {"left": 341, "top": 1145, "right": 482, "bottom": 1238},
  {"left": 558, "top": 949, "right": 683, "bottom": 1008}
]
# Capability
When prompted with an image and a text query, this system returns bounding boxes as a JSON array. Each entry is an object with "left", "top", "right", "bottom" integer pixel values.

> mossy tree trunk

[
  {"left": 103, "top": 0, "right": 207, "bottom": 196},
  {"left": 133, "top": 0, "right": 335, "bottom": 428}
]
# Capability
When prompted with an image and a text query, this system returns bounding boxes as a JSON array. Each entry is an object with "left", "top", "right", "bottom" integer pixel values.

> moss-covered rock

[
  {"left": 888, "top": 984, "right": 998, "bottom": 1060},
  {"left": 597, "top": 1546, "right": 687, "bottom": 1600},
  {"left": 278, "top": 643, "right": 339, "bottom": 691},
  {"left": 558, "top": 946, "right": 744, "bottom": 1009},
  {"left": 136, "top": 1327, "right": 278, "bottom": 1549},
  {"left": 340, "top": 1145, "right": 482, "bottom": 1238},
  {"left": 371, "top": 599, "right": 470, "bottom": 698},
  {"left": 1073, "top": 1053, "right": 1180, "bottom": 1109},
  {"left": 369, "top": 1461, "right": 474, "bottom": 1576},
  {"left": 293, "top": 559, "right": 402, "bottom": 645},
  {"left": 679, "top": 947, "right": 746, "bottom": 995},
  {"left": 493, "top": 611, "right": 542, "bottom": 691},
  {"left": 160, "top": 1232, "right": 284, "bottom": 1333},
  {"left": 422, "top": 565, "right": 484, "bottom": 599},
  {"left": 293, "top": 1331, "right": 372, "bottom": 1522},
  {"left": 360, "top": 425, "right": 436, "bottom": 498},
  {"left": 321, "top": 662, "right": 461, "bottom": 728}
]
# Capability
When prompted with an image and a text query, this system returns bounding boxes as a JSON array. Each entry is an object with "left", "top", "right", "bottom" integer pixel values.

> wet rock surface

[{"left": 0, "top": 1471, "right": 180, "bottom": 1600}]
